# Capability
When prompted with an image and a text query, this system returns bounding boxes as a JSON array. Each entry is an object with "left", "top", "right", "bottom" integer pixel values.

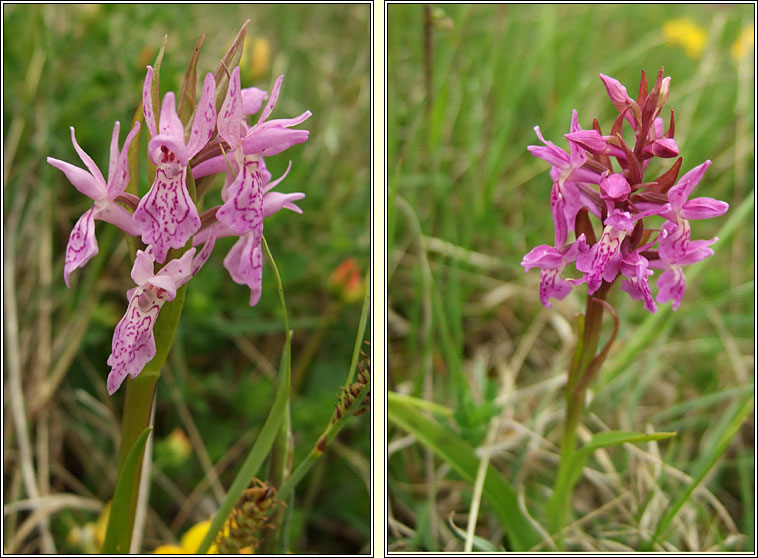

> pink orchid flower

[
  {"left": 134, "top": 66, "right": 217, "bottom": 263},
  {"left": 47, "top": 122, "right": 141, "bottom": 287},
  {"left": 106, "top": 234, "right": 215, "bottom": 394}
]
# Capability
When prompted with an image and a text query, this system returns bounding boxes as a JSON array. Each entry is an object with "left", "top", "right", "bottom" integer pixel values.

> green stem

[{"left": 553, "top": 280, "right": 613, "bottom": 545}]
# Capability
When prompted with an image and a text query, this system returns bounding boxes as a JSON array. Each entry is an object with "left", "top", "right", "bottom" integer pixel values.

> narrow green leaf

[
  {"left": 547, "top": 430, "right": 677, "bottom": 537},
  {"left": 214, "top": 20, "right": 250, "bottom": 112},
  {"left": 388, "top": 391, "right": 541, "bottom": 551},
  {"left": 178, "top": 34, "right": 205, "bottom": 125},
  {"left": 195, "top": 236, "right": 291, "bottom": 555},
  {"left": 102, "top": 427, "right": 152, "bottom": 554},
  {"left": 126, "top": 102, "right": 144, "bottom": 197},
  {"left": 446, "top": 513, "right": 500, "bottom": 552},
  {"left": 652, "top": 395, "right": 753, "bottom": 543}
]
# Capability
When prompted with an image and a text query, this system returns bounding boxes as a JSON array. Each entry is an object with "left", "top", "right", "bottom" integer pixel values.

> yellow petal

[
  {"left": 152, "top": 545, "right": 185, "bottom": 554},
  {"left": 731, "top": 24, "right": 755, "bottom": 60},
  {"left": 662, "top": 18, "right": 707, "bottom": 59},
  {"left": 180, "top": 520, "right": 211, "bottom": 553}
]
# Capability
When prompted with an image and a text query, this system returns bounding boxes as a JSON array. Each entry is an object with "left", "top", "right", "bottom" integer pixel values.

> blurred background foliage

[
  {"left": 4, "top": 4, "right": 370, "bottom": 554},
  {"left": 388, "top": 4, "right": 753, "bottom": 552}
]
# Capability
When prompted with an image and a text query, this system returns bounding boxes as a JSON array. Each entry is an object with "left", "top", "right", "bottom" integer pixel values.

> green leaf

[
  {"left": 178, "top": 34, "right": 205, "bottom": 125},
  {"left": 195, "top": 236, "right": 291, "bottom": 555},
  {"left": 652, "top": 395, "right": 753, "bottom": 544},
  {"left": 214, "top": 19, "right": 249, "bottom": 112},
  {"left": 446, "top": 512, "right": 501, "bottom": 551},
  {"left": 388, "top": 391, "right": 541, "bottom": 551},
  {"left": 102, "top": 427, "right": 152, "bottom": 554},
  {"left": 546, "top": 430, "right": 677, "bottom": 537}
]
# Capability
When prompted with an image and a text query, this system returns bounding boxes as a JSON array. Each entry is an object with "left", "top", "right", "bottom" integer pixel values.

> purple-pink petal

[
  {"left": 656, "top": 267, "right": 686, "bottom": 310},
  {"left": 47, "top": 156, "right": 105, "bottom": 201},
  {"left": 94, "top": 200, "right": 142, "bottom": 236},
  {"left": 142, "top": 66, "right": 158, "bottom": 137},
  {"left": 186, "top": 73, "right": 217, "bottom": 159},
  {"left": 538, "top": 268, "right": 572, "bottom": 307},
  {"left": 599, "top": 173, "right": 631, "bottom": 201},
  {"left": 651, "top": 137, "right": 678, "bottom": 158},
  {"left": 216, "top": 158, "right": 264, "bottom": 236},
  {"left": 223, "top": 232, "right": 263, "bottom": 307},
  {"left": 218, "top": 66, "right": 243, "bottom": 149},
  {"left": 64, "top": 207, "right": 98, "bottom": 287},
  {"left": 134, "top": 167, "right": 201, "bottom": 263},
  {"left": 263, "top": 192, "right": 305, "bottom": 218},
  {"left": 521, "top": 244, "right": 566, "bottom": 272},
  {"left": 105, "top": 121, "right": 142, "bottom": 199},
  {"left": 680, "top": 197, "right": 729, "bottom": 220},
  {"left": 242, "top": 87, "right": 268, "bottom": 115},
  {"left": 106, "top": 290, "right": 162, "bottom": 394},
  {"left": 668, "top": 160, "right": 711, "bottom": 210},
  {"left": 257, "top": 74, "right": 284, "bottom": 125}
]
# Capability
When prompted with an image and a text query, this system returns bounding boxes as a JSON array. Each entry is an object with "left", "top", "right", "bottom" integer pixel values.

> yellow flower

[
  {"left": 240, "top": 36, "right": 271, "bottom": 81},
  {"left": 663, "top": 18, "right": 707, "bottom": 59},
  {"left": 731, "top": 24, "right": 754, "bottom": 60}
]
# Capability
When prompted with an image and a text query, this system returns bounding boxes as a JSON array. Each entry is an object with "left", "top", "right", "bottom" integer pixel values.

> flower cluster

[
  {"left": 48, "top": 61, "right": 310, "bottom": 394},
  {"left": 522, "top": 68, "right": 728, "bottom": 313}
]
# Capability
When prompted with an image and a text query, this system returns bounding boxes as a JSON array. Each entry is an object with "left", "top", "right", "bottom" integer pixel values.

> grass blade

[
  {"left": 388, "top": 391, "right": 541, "bottom": 551},
  {"left": 102, "top": 427, "right": 152, "bottom": 554}
]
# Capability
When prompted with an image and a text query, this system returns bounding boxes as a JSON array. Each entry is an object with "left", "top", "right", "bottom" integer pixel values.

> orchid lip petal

[
  {"left": 106, "top": 290, "right": 163, "bottom": 394},
  {"left": 64, "top": 207, "right": 99, "bottom": 287},
  {"left": 216, "top": 158, "right": 264, "bottom": 236},
  {"left": 133, "top": 167, "right": 201, "bottom": 263}
]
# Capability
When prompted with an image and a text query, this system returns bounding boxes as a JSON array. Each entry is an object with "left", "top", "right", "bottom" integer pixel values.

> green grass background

[
  {"left": 388, "top": 4, "right": 754, "bottom": 552},
  {"left": 4, "top": 4, "right": 370, "bottom": 554}
]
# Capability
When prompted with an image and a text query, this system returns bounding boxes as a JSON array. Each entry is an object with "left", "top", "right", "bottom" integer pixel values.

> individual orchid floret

[
  {"left": 106, "top": 235, "right": 215, "bottom": 394},
  {"left": 192, "top": 70, "right": 311, "bottom": 179},
  {"left": 658, "top": 160, "right": 728, "bottom": 262},
  {"left": 528, "top": 110, "right": 604, "bottom": 246},
  {"left": 194, "top": 164, "right": 304, "bottom": 306},
  {"left": 521, "top": 234, "right": 588, "bottom": 308},
  {"left": 619, "top": 239, "right": 659, "bottom": 313},
  {"left": 134, "top": 66, "right": 217, "bottom": 263},
  {"left": 576, "top": 205, "right": 669, "bottom": 294},
  {"left": 47, "top": 121, "right": 141, "bottom": 287}
]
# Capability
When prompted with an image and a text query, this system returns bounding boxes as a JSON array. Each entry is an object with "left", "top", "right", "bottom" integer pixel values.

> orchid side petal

[
  {"left": 47, "top": 157, "right": 106, "bottom": 201},
  {"left": 257, "top": 74, "right": 283, "bottom": 125},
  {"left": 186, "top": 73, "right": 217, "bottom": 159},
  {"left": 142, "top": 66, "right": 158, "bottom": 137},
  {"left": 217, "top": 66, "right": 243, "bottom": 149}
]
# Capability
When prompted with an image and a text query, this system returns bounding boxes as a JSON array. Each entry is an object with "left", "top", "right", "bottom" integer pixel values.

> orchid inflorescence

[
  {"left": 48, "top": 57, "right": 310, "bottom": 395},
  {"left": 522, "top": 68, "right": 728, "bottom": 313}
]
